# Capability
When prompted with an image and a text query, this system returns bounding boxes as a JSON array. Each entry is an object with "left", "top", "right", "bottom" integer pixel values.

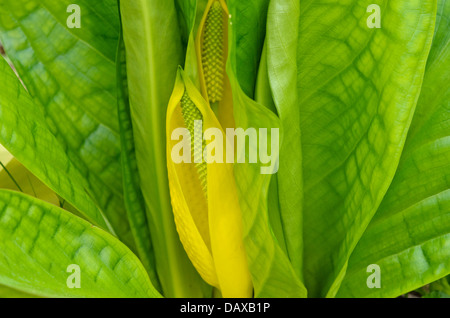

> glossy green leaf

[
  {"left": 255, "top": 43, "right": 289, "bottom": 257},
  {"left": 288, "top": 0, "right": 438, "bottom": 297},
  {"left": 265, "top": 0, "right": 304, "bottom": 281},
  {"left": 0, "top": 0, "right": 134, "bottom": 249},
  {"left": 228, "top": 1, "right": 307, "bottom": 298},
  {"left": 116, "top": 18, "right": 161, "bottom": 292},
  {"left": 0, "top": 56, "right": 107, "bottom": 229},
  {"left": 338, "top": 0, "right": 450, "bottom": 298},
  {"left": 0, "top": 190, "right": 160, "bottom": 298}
]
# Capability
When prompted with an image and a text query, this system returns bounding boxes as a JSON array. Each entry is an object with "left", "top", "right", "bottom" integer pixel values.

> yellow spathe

[{"left": 166, "top": 70, "right": 252, "bottom": 298}]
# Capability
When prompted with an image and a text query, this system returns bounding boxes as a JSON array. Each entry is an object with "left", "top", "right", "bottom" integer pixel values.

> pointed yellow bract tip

[{"left": 202, "top": 0, "right": 225, "bottom": 103}]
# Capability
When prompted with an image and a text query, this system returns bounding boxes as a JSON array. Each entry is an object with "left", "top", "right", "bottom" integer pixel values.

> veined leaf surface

[
  {"left": 289, "top": 0, "right": 438, "bottom": 297},
  {"left": 338, "top": 0, "right": 450, "bottom": 298},
  {"left": 0, "top": 0, "right": 135, "bottom": 249},
  {"left": 0, "top": 56, "right": 107, "bottom": 229},
  {"left": 0, "top": 190, "right": 160, "bottom": 298}
]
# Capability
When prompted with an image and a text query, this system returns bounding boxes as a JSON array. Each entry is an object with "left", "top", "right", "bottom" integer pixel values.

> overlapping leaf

[
  {"left": 0, "top": 190, "right": 160, "bottom": 298},
  {"left": 116, "top": 21, "right": 161, "bottom": 292},
  {"left": 228, "top": 0, "right": 307, "bottom": 298},
  {"left": 338, "top": 0, "right": 450, "bottom": 297},
  {"left": 285, "top": 0, "right": 438, "bottom": 297},
  {"left": 0, "top": 0, "right": 134, "bottom": 248},
  {"left": 0, "top": 56, "right": 106, "bottom": 229},
  {"left": 265, "top": 0, "right": 304, "bottom": 281}
]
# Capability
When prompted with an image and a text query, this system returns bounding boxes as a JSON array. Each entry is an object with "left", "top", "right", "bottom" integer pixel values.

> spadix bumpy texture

[
  {"left": 202, "top": 1, "right": 225, "bottom": 103},
  {"left": 167, "top": 82, "right": 217, "bottom": 289},
  {"left": 180, "top": 92, "right": 208, "bottom": 195}
]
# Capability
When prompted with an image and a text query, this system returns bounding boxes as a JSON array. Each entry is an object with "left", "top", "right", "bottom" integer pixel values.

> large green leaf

[
  {"left": 284, "top": 0, "right": 438, "bottom": 297},
  {"left": 120, "top": 0, "right": 209, "bottom": 297},
  {"left": 0, "top": 190, "right": 160, "bottom": 298},
  {"left": 338, "top": 0, "right": 450, "bottom": 298},
  {"left": 115, "top": 15, "right": 161, "bottom": 292},
  {"left": 0, "top": 56, "right": 107, "bottom": 229},
  {"left": 265, "top": 0, "right": 304, "bottom": 281},
  {"left": 0, "top": 0, "right": 134, "bottom": 249},
  {"left": 228, "top": 1, "right": 307, "bottom": 298},
  {"left": 256, "top": 42, "right": 289, "bottom": 258}
]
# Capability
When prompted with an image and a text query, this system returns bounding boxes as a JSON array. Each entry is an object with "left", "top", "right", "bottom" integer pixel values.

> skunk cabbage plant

[{"left": 0, "top": 0, "right": 448, "bottom": 298}]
